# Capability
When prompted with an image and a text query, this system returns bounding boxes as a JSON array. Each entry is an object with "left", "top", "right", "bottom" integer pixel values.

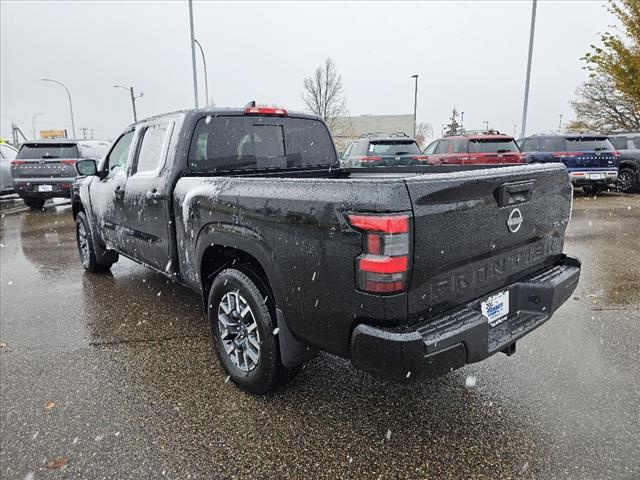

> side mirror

[{"left": 76, "top": 159, "right": 98, "bottom": 176}]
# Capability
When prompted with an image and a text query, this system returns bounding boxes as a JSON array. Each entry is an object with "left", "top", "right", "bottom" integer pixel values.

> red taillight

[
  {"left": 347, "top": 213, "right": 410, "bottom": 294},
  {"left": 348, "top": 214, "right": 409, "bottom": 234},
  {"left": 411, "top": 155, "right": 429, "bottom": 162},
  {"left": 11, "top": 160, "right": 27, "bottom": 165},
  {"left": 359, "top": 156, "right": 383, "bottom": 163},
  {"left": 60, "top": 159, "right": 77, "bottom": 165},
  {"left": 553, "top": 151, "right": 581, "bottom": 158},
  {"left": 612, "top": 151, "right": 622, "bottom": 157},
  {"left": 244, "top": 107, "right": 288, "bottom": 116}
]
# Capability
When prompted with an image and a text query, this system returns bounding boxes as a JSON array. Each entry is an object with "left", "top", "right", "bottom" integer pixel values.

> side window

[
  {"left": 133, "top": 122, "right": 173, "bottom": 175},
  {"left": 452, "top": 139, "right": 467, "bottom": 153},
  {"left": 435, "top": 140, "right": 450, "bottom": 154},
  {"left": 342, "top": 143, "right": 353, "bottom": 158},
  {"left": 520, "top": 139, "right": 537, "bottom": 152},
  {"left": 423, "top": 141, "right": 438, "bottom": 155},
  {"left": 104, "top": 131, "right": 135, "bottom": 179}
]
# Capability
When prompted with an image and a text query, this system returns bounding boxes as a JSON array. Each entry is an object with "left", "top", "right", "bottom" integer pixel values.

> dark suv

[
  {"left": 11, "top": 139, "right": 109, "bottom": 209},
  {"left": 519, "top": 134, "right": 619, "bottom": 195},
  {"left": 341, "top": 133, "right": 425, "bottom": 168},
  {"left": 607, "top": 133, "right": 640, "bottom": 193}
]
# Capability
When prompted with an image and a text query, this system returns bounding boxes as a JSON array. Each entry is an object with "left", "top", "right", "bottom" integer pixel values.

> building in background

[{"left": 331, "top": 114, "right": 414, "bottom": 152}]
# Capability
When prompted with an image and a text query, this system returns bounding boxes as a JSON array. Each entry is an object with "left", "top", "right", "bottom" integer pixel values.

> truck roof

[{"left": 134, "top": 108, "right": 323, "bottom": 127}]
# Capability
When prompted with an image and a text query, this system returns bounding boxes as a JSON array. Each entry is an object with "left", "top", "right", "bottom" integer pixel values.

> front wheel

[
  {"left": 616, "top": 168, "right": 639, "bottom": 193},
  {"left": 75, "top": 211, "right": 118, "bottom": 272},
  {"left": 208, "top": 268, "right": 296, "bottom": 394}
]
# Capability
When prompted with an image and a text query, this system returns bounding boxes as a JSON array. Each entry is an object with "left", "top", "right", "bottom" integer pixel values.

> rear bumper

[
  {"left": 568, "top": 170, "right": 617, "bottom": 185},
  {"left": 13, "top": 179, "right": 74, "bottom": 199},
  {"left": 350, "top": 255, "right": 581, "bottom": 382}
]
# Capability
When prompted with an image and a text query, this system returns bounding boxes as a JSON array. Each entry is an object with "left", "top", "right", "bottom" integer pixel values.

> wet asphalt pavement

[{"left": 1, "top": 192, "right": 639, "bottom": 480}]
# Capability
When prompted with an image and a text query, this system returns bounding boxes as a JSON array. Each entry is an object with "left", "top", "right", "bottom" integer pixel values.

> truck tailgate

[{"left": 405, "top": 164, "right": 572, "bottom": 319}]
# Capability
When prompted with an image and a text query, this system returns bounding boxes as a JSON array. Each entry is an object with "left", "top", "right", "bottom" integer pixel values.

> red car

[{"left": 422, "top": 133, "right": 524, "bottom": 165}]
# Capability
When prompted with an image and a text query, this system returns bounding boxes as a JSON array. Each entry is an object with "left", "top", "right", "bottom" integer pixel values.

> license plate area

[
  {"left": 481, "top": 290, "right": 510, "bottom": 326},
  {"left": 37, "top": 185, "right": 53, "bottom": 192},
  {"left": 589, "top": 173, "right": 603, "bottom": 180}
]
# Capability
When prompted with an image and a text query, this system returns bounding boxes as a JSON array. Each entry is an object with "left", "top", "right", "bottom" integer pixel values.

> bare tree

[
  {"left": 303, "top": 58, "right": 348, "bottom": 130},
  {"left": 569, "top": 74, "right": 640, "bottom": 131},
  {"left": 415, "top": 121, "right": 433, "bottom": 149}
]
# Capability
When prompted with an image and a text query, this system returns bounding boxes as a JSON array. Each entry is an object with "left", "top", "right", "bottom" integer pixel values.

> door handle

[
  {"left": 495, "top": 181, "right": 534, "bottom": 207},
  {"left": 146, "top": 189, "right": 165, "bottom": 200}
]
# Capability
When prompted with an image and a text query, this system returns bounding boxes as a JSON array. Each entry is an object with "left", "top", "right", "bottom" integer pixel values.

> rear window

[
  {"left": 609, "top": 137, "right": 628, "bottom": 150},
  {"left": 520, "top": 137, "right": 566, "bottom": 152},
  {"left": 17, "top": 143, "right": 78, "bottom": 159},
  {"left": 368, "top": 140, "right": 420, "bottom": 156},
  {"left": 188, "top": 115, "right": 336, "bottom": 172},
  {"left": 468, "top": 139, "right": 519, "bottom": 153},
  {"left": 566, "top": 137, "right": 614, "bottom": 152}
]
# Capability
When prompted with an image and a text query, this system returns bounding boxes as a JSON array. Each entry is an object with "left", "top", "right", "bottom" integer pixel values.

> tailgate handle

[{"left": 496, "top": 181, "right": 534, "bottom": 207}]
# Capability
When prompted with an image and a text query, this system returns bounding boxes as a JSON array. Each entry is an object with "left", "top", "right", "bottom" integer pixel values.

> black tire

[
  {"left": 23, "top": 198, "right": 45, "bottom": 210},
  {"left": 616, "top": 168, "right": 639, "bottom": 193},
  {"left": 207, "top": 268, "right": 295, "bottom": 394},
  {"left": 75, "top": 211, "right": 118, "bottom": 273}
]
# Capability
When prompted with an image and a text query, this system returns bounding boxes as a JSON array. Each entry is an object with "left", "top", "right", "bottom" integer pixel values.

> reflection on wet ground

[{"left": 1, "top": 193, "right": 639, "bottom": 479}]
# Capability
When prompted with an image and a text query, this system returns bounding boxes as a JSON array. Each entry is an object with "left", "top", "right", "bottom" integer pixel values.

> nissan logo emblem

[{"left": 507, "top": 208, "right": 523, "bottom": 233}]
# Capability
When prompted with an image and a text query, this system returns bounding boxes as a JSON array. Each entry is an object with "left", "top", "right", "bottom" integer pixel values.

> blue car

[{"left": 518, "top": 134, "right": 620, "bottom": 195}]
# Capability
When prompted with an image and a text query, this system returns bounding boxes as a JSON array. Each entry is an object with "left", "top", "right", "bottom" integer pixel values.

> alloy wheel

[{"left": 217, "top": 291, "right": 261, "bottom": 372}]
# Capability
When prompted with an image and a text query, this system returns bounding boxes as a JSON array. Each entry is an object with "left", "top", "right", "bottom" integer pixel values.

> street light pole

[
  {"left": 114, "top": 85, "right": 143, "bottom": 122},
  {"left": 188, "top": 0, "right": 199, "bottom": 108},
  {"left": 411, "top": 74, "right": 418, "bottom": 137},
  {"left": 32, "top": 112, "right": 44, "bottom": 139},
  {"left": 194, "top": 39, "right": 209, "bottom": 108},
  {"left": 558, "top": 114, "right": 563, "bottom": 132},
  {"left": 483, "top": 120, "right": 489, "bottom": 132},
  {"left": 460, "top": 111, "right": 465, "bottom": 132},
  {"left": 42, "top": 78, "right": 76, "bottom": 138},
  {"left": 520, "top": 0, "right": 538, "bottom": 139}
]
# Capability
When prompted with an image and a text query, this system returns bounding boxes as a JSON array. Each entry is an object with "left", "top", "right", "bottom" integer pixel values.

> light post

[
  {"left": 411, "top": 74, "right": 418, "bottom": 137},
  {"left": 188, "top": 0, "right": 199, "bottom": 108},
  {"left": 482, "top": 120, "right": 489, "bottom": 132},
  {"left": 558, "top": 114, "right": 563, "bottom": 132},
  {"left": 32, "top": 112, "right": 44, "bottom": 139},
  {"left": 520, "top": 0, "right": 538, "bottom": 139},
  {"left": 460, "top": 111, "right": 464, "bottom": 133},
  {"left": 194, "top": 39, "right": 210, "bottom": 107},
  {"left": 42, "top": 78, "right": 76, "bottom": 138},
  {"left": 114, "top": 85, "right": 143, "bottom": 122}
]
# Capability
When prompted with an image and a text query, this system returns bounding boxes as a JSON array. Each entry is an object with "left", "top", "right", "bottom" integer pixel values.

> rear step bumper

[{"left": 350, "top": 255, "right": 581, "bottom": 382}]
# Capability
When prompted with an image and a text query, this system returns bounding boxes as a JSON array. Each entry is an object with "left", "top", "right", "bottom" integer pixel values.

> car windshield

[
  {"left": 566, "top": 137, "right": 614, "bottom": 151},
  {"left": 16, "top": 143, "right": 78, "bottom": 159},
  {"left": 468, "top": 139, "right": 519, "bottom": 153},
  {"left": 368, "top": 140, "right": 421, "bottom": 155}
]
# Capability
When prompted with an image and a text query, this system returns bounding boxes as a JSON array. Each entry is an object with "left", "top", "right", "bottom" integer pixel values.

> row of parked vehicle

[
  {"left": 1, "top": 127, "right": 639, "bottom": 210},
  {"left": 340, "top": 131, "right": 640, "bottom": 195}
]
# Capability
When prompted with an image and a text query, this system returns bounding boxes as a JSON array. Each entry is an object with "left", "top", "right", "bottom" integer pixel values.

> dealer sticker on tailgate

[{"left": 481, "top": 290, "right": 510, "bottom": 325}]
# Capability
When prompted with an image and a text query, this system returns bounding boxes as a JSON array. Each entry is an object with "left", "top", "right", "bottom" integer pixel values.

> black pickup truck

[{"left": 72, "top": 107, "right": 580, "bottom": 394}]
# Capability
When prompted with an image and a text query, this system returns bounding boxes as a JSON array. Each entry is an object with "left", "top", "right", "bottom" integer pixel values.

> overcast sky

[{"left": 1, "top": 0, "right": 614, "bottom": 142}]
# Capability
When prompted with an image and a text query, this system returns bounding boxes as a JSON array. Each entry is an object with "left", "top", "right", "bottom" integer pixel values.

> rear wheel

[
  {"left": 75, "top": 211, "right": 117, "bottom": 272},
  {"left": 207, "top": 268, "right": 296, "bottom": 394},
  {"left": 616, "top": 168, "right": 639, "bottom": 193},
  {"left": 23, "top": 198, "right": 45, "bottom": 210}
]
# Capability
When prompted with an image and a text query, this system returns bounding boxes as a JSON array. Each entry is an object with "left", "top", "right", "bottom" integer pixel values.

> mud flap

[{"left": 276, "top": 308, "right": 318, "bottom": 367}]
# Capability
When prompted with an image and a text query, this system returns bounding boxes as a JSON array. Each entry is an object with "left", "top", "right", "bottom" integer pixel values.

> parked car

[
  {"left": 0, "top": 142, "right": 18, "bottom": 195},
  {"left": 422, "top": 133, "right": 524, "bottom": 165},
  {"left": 607, "top": 132, "right": 640, "bottom": 193},
  {"left": 11, "top": 139, "right": 110, "bottom": 209},
  {"left": 72, "top": 107, "right": 580, "bottom": 394},
  {"left": 341, "top": 132, "right": 426, "bottom": 167},
  {"left": 518, "top": 134, "right": 620, "bottom": 195}
]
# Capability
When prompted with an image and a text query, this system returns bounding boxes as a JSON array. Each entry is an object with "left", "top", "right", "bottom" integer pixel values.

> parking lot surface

[{"left": 1, "top": 193, "right": 639, "bottom": 479}]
